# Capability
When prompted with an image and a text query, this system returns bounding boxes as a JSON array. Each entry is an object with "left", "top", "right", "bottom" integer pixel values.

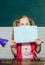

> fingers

[
  {"left": 35, "top": 39, "right": 41, "bottom": 45},
  {"left": 10, "top": 40, "right": 16, "bottom": 48}
]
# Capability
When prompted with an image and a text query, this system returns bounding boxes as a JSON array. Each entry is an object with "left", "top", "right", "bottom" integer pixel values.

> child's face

[{"left": 18, "top": 17, "right": 30, "bottom": 26}]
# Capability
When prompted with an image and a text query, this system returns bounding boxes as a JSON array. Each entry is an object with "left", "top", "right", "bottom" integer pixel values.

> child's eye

[
  {"left": 21, "top": 23, "right": 24, "bottom": 25},
  {"left": 26, "top": 23, "right": 29, "bottom": 25}
]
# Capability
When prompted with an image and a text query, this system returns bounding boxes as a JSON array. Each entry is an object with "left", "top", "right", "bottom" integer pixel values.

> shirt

[{"left": 15, "top": 42, "right": 38, "bottom": 60}]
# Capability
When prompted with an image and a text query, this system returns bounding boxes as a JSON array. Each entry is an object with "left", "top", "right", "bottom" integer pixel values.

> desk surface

[{"left": 0, "top": 58, "right": 45, "bottom": 65}]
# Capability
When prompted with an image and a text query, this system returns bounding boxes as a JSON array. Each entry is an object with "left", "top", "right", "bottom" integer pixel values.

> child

[{"left": 10, "top": 15, "right": 41, "bottom": 60}]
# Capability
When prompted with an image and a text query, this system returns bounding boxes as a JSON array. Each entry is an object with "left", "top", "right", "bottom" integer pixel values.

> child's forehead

[{"left": 19, "top": 17, "right": 29, "bottom": 22}]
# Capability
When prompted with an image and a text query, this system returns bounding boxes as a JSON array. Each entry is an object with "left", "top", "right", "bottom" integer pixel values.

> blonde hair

[{"left": 13, "top": 15, "right": 35, "bottom": 27}]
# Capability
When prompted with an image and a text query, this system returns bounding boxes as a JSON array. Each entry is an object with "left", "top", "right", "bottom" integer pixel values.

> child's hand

[
  {"left": 35, "top": 39, "right": 41, "bottom": 46},
  {"left": 35, "top": 39, "right": 41, "bottom": 53},
  {"left": 10, "top": 40, "right": 16, "bottom": 48},
  {"left": 10, "top": 40, "right": 17, "bottom": 55}
]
